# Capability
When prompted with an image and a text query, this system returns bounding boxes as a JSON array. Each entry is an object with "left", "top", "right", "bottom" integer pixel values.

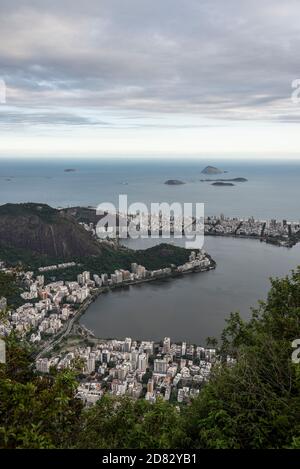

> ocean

[{"left": 1, "top": 158, "right": 300, "bottom": 220}]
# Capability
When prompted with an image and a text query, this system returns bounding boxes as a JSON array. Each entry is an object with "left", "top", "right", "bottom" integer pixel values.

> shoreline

[
  {"left": 76, "top": 260, "right": 216, "bottom": 324},
  {"left": 60, "top": 206, "right": 299, "bottom": 249},
  {"left": 35, "top": 259, "right": 216, "bottom": 358},
  {"left": 204, "top": 232, "right": 295, "bottom": 248}
]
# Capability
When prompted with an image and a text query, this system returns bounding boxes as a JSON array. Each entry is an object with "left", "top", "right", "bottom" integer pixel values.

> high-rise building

[
  {"left": 36, "top": 275, "right": 45, "bottom": 287},
  {"left": 114, "top": 270, "right": 123, "bottom": 284},
  {"left": 77, "top": 274, "right": 84, "bottom": 286},
  {"left": 147, "top": 379, "right": 154, "bottom": 394},
  {"left": 101, "top": 350, "right": 110, "bottom": 363},
  {"left": 121, "top": 270, "right": 131, "bottom": 281},
  {"left": 154, "top": 358, "right": 168, "bottom": 375},
  {"left": 137, "top": 265, "right": 146, "bottom": 278},
  {"left": 86, "top": 353, "right": 96, "bottom": 374},
  {"left": 93, "top": 274, "right": 102, "bottom": 287},
  {"left": 164, "top": 386, "right": 171, "bottom": 401},
  {"left": 83, "top": 271, "right": 91, "bottom": 284},
  {"left": 189, "top": 251, "right": 196, "bottom": 262},
  {"left": 138, "top": 353, "right": 148, "bottom": 371},
  {"left": 163, "top": 337, "right": 171, "bottom": 354},
  {"left": 117, "top": 366, "right": 128, "bottom": 381},
  {"left": 131, "top": 350, "right": 139, "bottom": 370},
  {"left": 124, "top": 337, "right": 132, "bottom": 352},
  {"left": 180, "top": 358, "right": 187, "bottom": 369},
  {"left": 101, "top": 273, "right": 108, "bottom": 285},
  {"left": 110, "top": 273, "right": 117, "bottom": 284},
  {"left": 36, "top": 358, "right": 49, "bottom": 373}
]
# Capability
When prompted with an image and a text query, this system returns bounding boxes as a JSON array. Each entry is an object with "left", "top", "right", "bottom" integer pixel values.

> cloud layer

[{"left": 0, "top": 0, "right": 299, "bottom": 155}]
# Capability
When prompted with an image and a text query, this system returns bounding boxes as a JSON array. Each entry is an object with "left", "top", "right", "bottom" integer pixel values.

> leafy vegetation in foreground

[{"left": 1, "top": 269, "right": 300, "bottom": 448}]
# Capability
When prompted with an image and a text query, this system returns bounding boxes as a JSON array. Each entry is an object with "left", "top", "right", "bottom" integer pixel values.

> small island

[
  {"left": 211, "top": 182, "right": 234, "bottom": 186},
  {"left": 164, "top": 179, "right": 185, "bottom": 185},
  {"left": 64, "top": 168, "right": 76, "bottom": 173},
  {"left": 230, "top": 177, "right": 247, "bottom": 182},
  {"left": 201, "top": 177, "right": 248, "bottom": 183},
  {"left": 201, "top": 165, "right": 224, "bottom": 175}
]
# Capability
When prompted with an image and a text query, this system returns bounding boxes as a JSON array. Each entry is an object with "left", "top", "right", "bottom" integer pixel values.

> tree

[
  {"left": 182, "top": 269, "right": 300, "bottom": 449},
  {"left": 76, "top": 395, "right": 184, "bottom": 449},
  {"left": 0, "top": 336, "right": 83, "bottom": 449}
]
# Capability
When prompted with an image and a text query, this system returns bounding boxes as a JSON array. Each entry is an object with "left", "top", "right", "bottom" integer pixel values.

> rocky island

[
  {"left": 64, "top": 168, "right": 76, "bottom": 173},
  {"left": 164, "top": 179, "right": 185, "bottom": 185},
  {"left": 211, "top": 182, "right": 234, "bottom": 186},
  {"left": 201, "top": 165, "right": 224, "bottom": 175},
  {"left": 201, "top": 177, "right": 248, "bottom": 183}
]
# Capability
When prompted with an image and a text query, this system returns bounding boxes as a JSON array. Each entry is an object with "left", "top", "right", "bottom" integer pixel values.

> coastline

[
  {"left": 204, "top": 232, "right": 295, "bottom": 248},
  {"left": 76, "top": 259, "right": 216, "bottom": 332},
  {"left": 35, "top": 257, "right": 216, "bottom": 358},
  {"left": 60, "top": 205, "right": 299, "bottom": 249}
]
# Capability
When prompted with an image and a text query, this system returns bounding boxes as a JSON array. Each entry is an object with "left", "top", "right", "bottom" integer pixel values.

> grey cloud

[
  {"left": 0, "top": 110, "right": 110, "bottom": 126},
  {"left": 0, "top": 0, "right": 299, "bottom": 124}
]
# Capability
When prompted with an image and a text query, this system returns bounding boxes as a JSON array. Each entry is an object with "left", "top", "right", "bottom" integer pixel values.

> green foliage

[
  {"left": 0, "top": 242, "right": 192, "bottom": 280},
  {"left": 0, "top": 272, "right": 22, "bottom": 310},
  {"left": 0, "top": 336, "right": 83, "bottom": 449},
  {"left": 142, "top": 369, "right": 153, "bottom": 385},
  {"left": 0, "top": 203, "right": 57, "bottom": 222},
  {"left": 76, "top": 395, "right": 183, "bottom": 449}
]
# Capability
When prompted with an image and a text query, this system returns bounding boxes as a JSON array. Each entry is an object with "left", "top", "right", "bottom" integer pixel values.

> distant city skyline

[{"left": 0, "top": 0, "right": 300, "bottom": 158}]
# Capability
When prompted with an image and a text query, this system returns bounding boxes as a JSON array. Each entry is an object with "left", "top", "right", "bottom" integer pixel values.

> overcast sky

[{"left": 0, "top": 0, "right": 300, "bottom": 158}]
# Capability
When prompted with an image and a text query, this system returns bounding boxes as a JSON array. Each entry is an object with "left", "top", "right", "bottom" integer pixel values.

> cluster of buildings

[
  {"left": 38, "top": 262, "right": 78, "bottom": 273},
  {"left": 9, "top": 302, "right": 75, "bottom": 342},
  {"left": 69, "top": 210, "right": 299, "bottom": 248},
  {"left": 126, "top": 212, "right": 198, "bottom": 236},
  {"left": 236, "top": 217, "right": 264, "bottom": 237},
  {"left": 205, "top": 215, "right": 242, "bottom": 236},
  {"left": 78, "top": 250, "right": 212, "bottom": 290},
  {"left": 0, "top": 249, "right": 213, "bottom": 343},
  {"left": 0, "top": 264, "right": 92, "bottom": 339},
  {"left": 95, "top": 211, "right": 201, "bottom": 239},
  {"left": 36, "top": 337, "right": 217, "bottom": 406},
  {"left": 204, "top": 214, "right": 300, "bottom": 246},
  {"left": 178, "top": 250, "right": 211, "bottom": 273},
  {"left": 264, "top": 218, "right": 295, "bottom": 240}
]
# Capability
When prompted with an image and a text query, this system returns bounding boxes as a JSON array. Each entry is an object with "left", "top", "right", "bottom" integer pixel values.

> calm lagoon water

[{"left": 80, "top": 236, "right": 300, "bottom": 344}]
